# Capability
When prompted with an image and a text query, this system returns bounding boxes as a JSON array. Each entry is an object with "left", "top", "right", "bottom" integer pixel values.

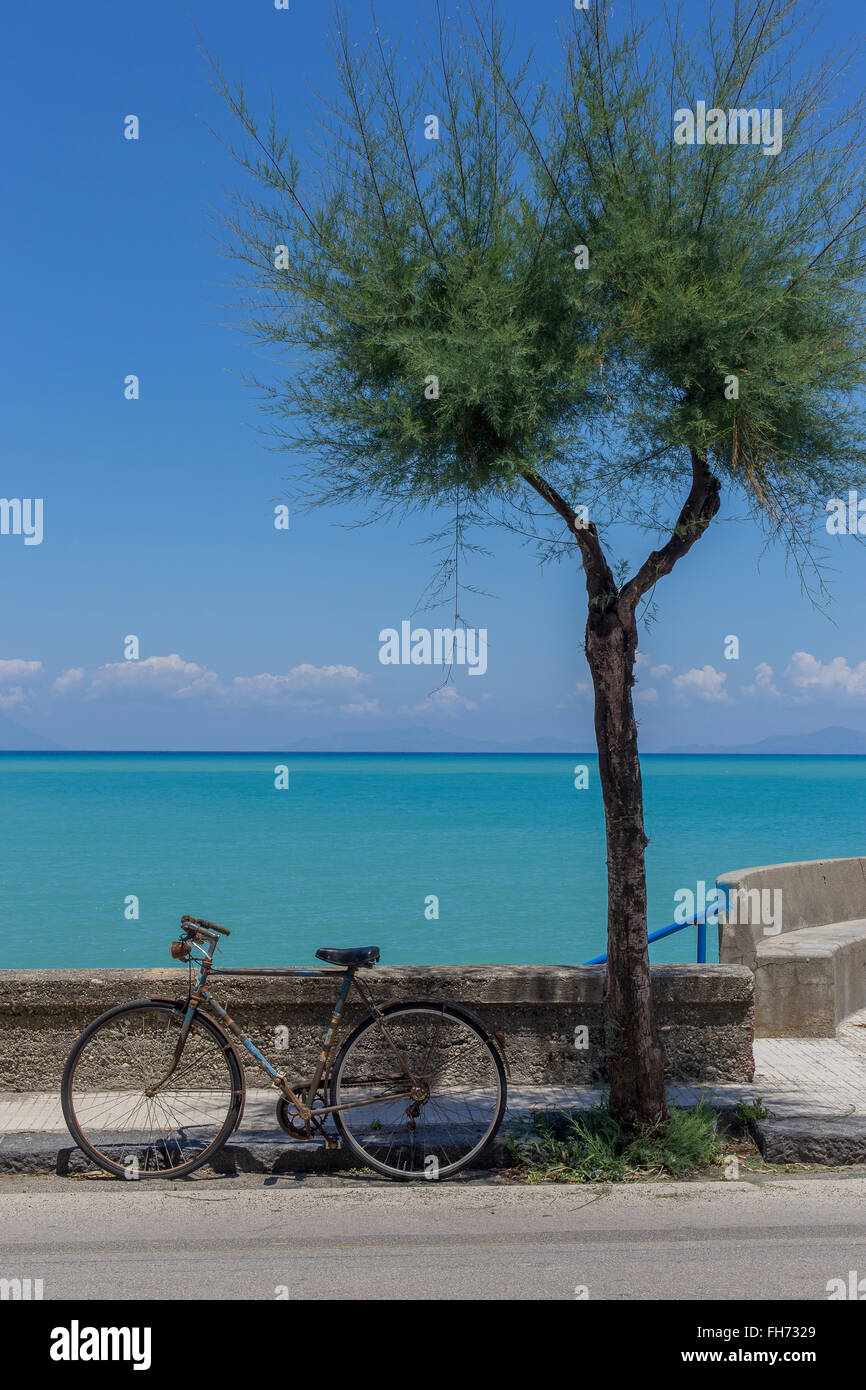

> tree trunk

[
  {"left": 523, "top": 453, "right": 720, "bottom": 1127},
  {"left": 586, "top": 601, "right": 667, "bottom": 1127}
]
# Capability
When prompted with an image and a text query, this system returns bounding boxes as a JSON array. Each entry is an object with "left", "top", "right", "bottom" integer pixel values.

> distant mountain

[
  {"left": 0, "top": 712, "right": 61, "bottom": 751},
  {"left": 664, "top": 726, "right": 866, "bottom": 755},
  {"left": 290, "top": 727, "right": 580, "bottom": 754}
]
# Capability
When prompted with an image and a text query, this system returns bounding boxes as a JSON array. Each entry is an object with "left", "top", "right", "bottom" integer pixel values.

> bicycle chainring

[{"left": 276, "top": 1091, "right": 324, "bottom": 1139}]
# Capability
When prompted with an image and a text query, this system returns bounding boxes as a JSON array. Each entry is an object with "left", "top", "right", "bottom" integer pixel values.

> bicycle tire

[
  {"left": 329, "top": 1002, "right": 507, "bottom": 1180},
  {"left": 61, "top": 999, "right": 244, "bottom": 1179}
]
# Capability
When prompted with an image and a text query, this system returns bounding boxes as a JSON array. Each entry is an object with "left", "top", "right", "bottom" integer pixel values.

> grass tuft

[{"left": 507, "top": 1100, "right": 724, "bottom": 1183}]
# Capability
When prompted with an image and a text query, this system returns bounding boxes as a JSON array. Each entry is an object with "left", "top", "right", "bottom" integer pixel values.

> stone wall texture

[{"left": 0, "top": 963, "right": 754, "bottom": 1089}]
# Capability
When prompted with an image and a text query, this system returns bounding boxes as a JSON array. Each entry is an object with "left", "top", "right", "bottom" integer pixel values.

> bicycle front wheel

[
  {"left": 61, "top": 1000, "right": 243, "bottom": 1178},
  {"left": 329, "top": 1003, "right": 506, "bottom": 1180}
]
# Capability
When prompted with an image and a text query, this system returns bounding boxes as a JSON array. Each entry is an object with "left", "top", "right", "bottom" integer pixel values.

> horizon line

[{"left": 2, "top": 748, "right": 866, "bottom": 758}]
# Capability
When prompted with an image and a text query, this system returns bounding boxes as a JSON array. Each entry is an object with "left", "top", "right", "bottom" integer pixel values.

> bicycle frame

[{"left": 159, "top": 953, "right": 418, "bottom": 1137}]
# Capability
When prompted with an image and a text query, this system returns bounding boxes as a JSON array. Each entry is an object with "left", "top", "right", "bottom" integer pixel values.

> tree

[{"left": 205, "top": 0, "right": 866, "bottom": 1124}]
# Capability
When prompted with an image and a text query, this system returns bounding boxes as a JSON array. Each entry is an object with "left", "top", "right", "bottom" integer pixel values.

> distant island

[
  {"left": 0, "top": 712, "right": 60, "bottom": 751},
  {"left": 1, "top": 709, "right": 865, "bottom": 755},
  {"left": 663, "top": 726, "right": 866, "bottom": 755}
]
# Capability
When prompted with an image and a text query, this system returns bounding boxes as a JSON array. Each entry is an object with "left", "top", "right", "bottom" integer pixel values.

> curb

[
  {"left": 0, "top": 1129, "right": 516, "bottom": 1177},
  {"left": 6, "top": 1114, "right": 866, "bottom": 1175},
  {"left": 754, "top": 1116, "right": 866, "bottom": 1166}
]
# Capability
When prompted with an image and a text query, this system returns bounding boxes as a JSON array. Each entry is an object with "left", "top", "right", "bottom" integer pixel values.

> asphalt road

[{"left": 1, "top": 1171, "right": 865, "bottom": 1301}]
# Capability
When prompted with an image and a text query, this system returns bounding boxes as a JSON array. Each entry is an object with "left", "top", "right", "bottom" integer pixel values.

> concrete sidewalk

[{"left": 3, "top": 1017, "right": 866, "bottom": 1173}]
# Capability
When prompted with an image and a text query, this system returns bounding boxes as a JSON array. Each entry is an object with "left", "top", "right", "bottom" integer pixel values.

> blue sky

[{"left": 2, "top": 0, "right": 865, "bottom": 751}]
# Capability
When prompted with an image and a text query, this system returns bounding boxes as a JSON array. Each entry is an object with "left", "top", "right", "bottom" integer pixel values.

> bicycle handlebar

[{"left": 181, "top": 915, "right": 231, "bottom": 937}]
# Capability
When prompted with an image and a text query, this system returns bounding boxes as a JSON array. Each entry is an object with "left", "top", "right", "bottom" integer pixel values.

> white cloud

[
  {"left": 174, "top": 670, "right": 222, "bottom": 699},
  {"left": 785, "top": 651, "right": 866, "bottom": 698},
  {"left": 219, "top": 665, "right": 369, "bottom": 706},
  {"left": 229, "top": 665, "right": 366, "bottom": 699},
  {"left": 340, "top": 699, "right": 383, "bottom": 716},
  {"left": 52, "top": 667, "right": 86, "bottom": 695},
  {"left": 0, "top": 659, "right": 43, "bottom": 685},
  {"left": 639, "top": 687, "right": 659, "bottom": 702},
  {"left": 672, "top": 665, "right": 730, "bottom": 702},
  {"left": 636, "top": 653, "right": 671, "bottom": 683},
  {"left": 49, "top": 654, "right": 370, "bottom": 709},
  {"left": 89, "top": 654, "right": 210, "bottom": 695},
  {"left": 404, "top": 685, "right": 479, "bottom": 716},
  {"left": 742, "top": 661, "right": 780, "bottom": 698},
  {"left": 636, "top": 653, "right": 671, "bottom": 680},
  {"left": 0, "top": 659, "right": 44, "bottom": 710}
]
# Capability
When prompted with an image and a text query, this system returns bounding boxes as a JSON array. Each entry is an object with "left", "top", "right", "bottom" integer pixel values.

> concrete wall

[
  {"left": 717, "top": 857, "right": 866, "bottom": 1036},
  {"left": 717, "top": 856, "right": 866, "bottom": 970},
  {"left": 0, "top": 964, "right": 754, "bottom": 1090}
]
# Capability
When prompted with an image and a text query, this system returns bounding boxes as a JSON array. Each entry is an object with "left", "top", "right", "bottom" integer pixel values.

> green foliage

[
  {"left": 735, "top": 1095, "right": 770, "bottom": 1123},
  {"left": 210, "top": 13, "right": 603, "bottom": 510},
  {"left": 210, "top": 0, "right": 866, "bottom": 567},
  {"left": 507, "top": 1100, "right": 724, "bottom": 1182},
  {"left": 535, "top": 0, "right": 866, "bottom": 536}
]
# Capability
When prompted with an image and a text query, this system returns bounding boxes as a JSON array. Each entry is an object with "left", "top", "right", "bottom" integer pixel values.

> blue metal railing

[{"left": 583, "top": 903, "right": 722, "bottom": 965}]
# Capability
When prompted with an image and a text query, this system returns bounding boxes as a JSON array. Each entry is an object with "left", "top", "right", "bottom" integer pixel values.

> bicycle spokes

[
  {"left": 63, "top": 1003, "right": 241, "bottom": 1177},
  {"left": 330, "top": 1006, "right": 505, "bottom": 1179}
]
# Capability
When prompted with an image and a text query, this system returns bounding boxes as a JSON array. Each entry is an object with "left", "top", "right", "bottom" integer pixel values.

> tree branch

[
  {"left": 521, "top": 469, "right": 616, "bottom": 603},
  {"left": 618, "top": 448, "right": 721, "bottom": 618}
]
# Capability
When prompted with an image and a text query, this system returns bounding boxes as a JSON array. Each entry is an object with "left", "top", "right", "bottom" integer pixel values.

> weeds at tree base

[
  {"left": 735, "top": 1096, "right": 771, "bottom": 1124},
  {"left": 506, "top": 1100, "right": 725, "bottom": 1183}
]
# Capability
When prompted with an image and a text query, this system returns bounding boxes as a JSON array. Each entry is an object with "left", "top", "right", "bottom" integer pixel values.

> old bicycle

[{"left": 61, "top": 915, "right": 508, "bottom": 1181}]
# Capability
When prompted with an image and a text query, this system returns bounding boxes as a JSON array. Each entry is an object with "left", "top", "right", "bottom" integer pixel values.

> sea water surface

[{"left": 1, "top": 752, "right": 864, "bottom": 969}]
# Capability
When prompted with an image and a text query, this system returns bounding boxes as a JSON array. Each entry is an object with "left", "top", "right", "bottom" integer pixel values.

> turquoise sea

[{"left": 1, "top": 752, "right": 864, "bottom": 969}]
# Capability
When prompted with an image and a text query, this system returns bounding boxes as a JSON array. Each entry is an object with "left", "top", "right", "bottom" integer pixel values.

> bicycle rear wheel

[
  {"left": 329, "top": 1003, "right": 506, "bottom": 1180},
  {"left": 61, "top": 1000, "right": 243, "bottom": 1178}
]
